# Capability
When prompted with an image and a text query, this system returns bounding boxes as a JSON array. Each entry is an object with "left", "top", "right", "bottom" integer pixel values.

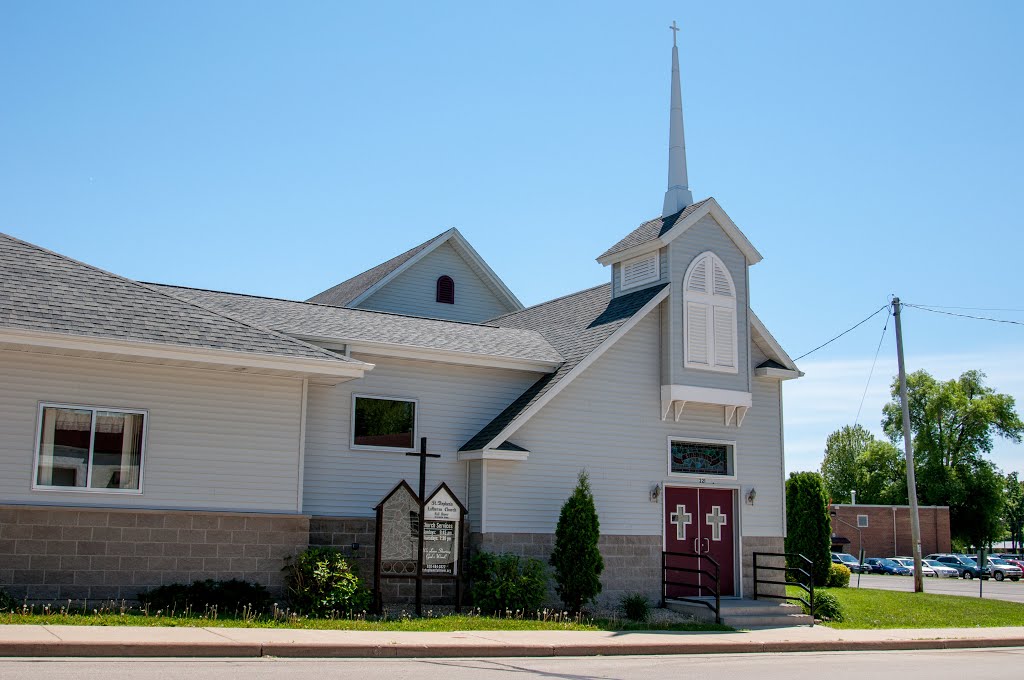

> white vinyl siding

[
  {"left": 683, "top": 251, "right": 738, "bottom": 373},
  {"left": 357, "top": 242, "right": 514, "bottom": 322},
  {"left": 483, "top": 311, "right": 786, "bottom": 537},
  {"left": 620, "top": 252, "right": 659, "bottom": 291},
  {"left": 302, "top": 355, "right": 539, "bottom": 517},
  {"left": 0, "top": 349, "right": 304, "bottom": 512}
]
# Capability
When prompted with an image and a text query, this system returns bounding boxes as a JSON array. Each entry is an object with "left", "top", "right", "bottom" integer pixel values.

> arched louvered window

[
  {"left": 436, "top": 275, "right": 455, "bottom": 304},
  {"left": 683, "top": 252, "right": 737, "bottom": 372}
]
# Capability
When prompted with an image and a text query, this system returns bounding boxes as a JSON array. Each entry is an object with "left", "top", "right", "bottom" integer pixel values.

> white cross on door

[
  {"left": 705, "top": 505, "right": 727, "bottom": 541},
  {"left": 670, "top": 504, "right": 693, "bottom": 541}
]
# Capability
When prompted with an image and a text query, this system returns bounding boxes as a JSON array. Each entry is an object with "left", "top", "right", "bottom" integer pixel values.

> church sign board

[
  {"left": 422, "top": 484, "right": 463, "bottom": 576},
  {"left": 372, "top": 480, "right": 467, "bottom": 613}
]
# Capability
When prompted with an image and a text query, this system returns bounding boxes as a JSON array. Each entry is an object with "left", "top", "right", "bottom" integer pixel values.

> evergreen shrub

[
  {"left": 785, "top": 471, "right": 833, "bottom": 586},
  {"left": 0, "top": 588, "right": 17, "bottom": 612},
  {"left": 826, "top": 563, "right": 851, "bottom": 588},
  {"left": 550, "top": 470, "right": 604, "bottom": 612},
  {"left": 469, "top": 551, "right": 548, "bottom": 614},
  {"left": 620, "top": 593, "right": 651, "bottom": 622},
  {"left": 804, "top": 590, "right": 845, "bottom": 622},
  {"left": 137, "top": 579, "right": 272, "bottom": 614},
  {"left": 283, "top": 546, "right": 371, "bottom": 617}
]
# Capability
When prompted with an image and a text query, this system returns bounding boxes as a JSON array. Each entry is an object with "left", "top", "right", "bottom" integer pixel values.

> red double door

[{"left": 664, "top": 486, "right": 736, "bottom": 597}]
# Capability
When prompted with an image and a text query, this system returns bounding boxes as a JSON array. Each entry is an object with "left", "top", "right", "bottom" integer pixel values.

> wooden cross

[
  {"left": 705, "top": 505, "right": 728, "bottom": 542},
  {"left": 669, "top": 20, "right": 680, "bottom": 46},
  {"left": 407, "top": 437, "right": 440, "bottom": 616}
]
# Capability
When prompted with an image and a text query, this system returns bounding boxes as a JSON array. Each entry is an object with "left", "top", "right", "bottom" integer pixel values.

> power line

[
  {"left": 793, "top": 304, "right": 889, "bottom": 361},
  {"left": 903, "top": 304, "right": 1024, "bottom": 327},
  {"left": 854, "top": 307, "right": 891, "bottom": 429},
  {"left": 904, "top": 303, "right": 1024, "bottom": 313}
]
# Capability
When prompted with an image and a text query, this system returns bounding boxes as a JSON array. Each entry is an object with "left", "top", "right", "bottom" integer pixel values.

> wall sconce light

[
  {"left": 350, "top": 542, "right": 360, "bottom": 552},
  {"left": 746, "top": 488, "right": 757, "bottom": 505},
  {"left": 649, "top": 485, "right": 662, "bottom": 503}
]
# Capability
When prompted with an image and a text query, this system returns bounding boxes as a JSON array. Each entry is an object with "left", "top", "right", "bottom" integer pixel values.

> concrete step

[{"left": 665, "top": 598, "right": 813, "bottom": 628}]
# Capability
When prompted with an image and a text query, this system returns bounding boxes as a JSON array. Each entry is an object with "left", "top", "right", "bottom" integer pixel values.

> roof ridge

[
  {"left": 146, "top": 281, "right": 524, "bottom": 331},
  {"left": 0, "top": 232, "right": 354, "bottom": 365},
  {"left": 487, "top": 282, "right": 611, "bottom": 323},
  {"left": 307, "top": 229, "right": 452, "bottom": 305}
]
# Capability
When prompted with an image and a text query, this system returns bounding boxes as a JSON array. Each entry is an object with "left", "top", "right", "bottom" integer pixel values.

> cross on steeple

[
  {"left": 669, "top": 20, "right": 679, "bottom": 46},
  {"left": 662, "top": 19, "right": 693, "bottom": 216},
  {"left": 670, "top": 504, "right": 693, "bottom": 541},
  {"left": 705, "top": 505, "right": 728, "bottom": 542}
]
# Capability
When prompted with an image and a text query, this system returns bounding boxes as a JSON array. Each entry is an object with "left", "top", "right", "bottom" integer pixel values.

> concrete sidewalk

[{"left": 1, "top": 624, "right": 1023, "bottom": 658}]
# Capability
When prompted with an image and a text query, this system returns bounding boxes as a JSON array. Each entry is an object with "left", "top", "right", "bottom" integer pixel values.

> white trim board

[
  {"left": 0, "top": 328, "right": 373, "bottom": 380},
  {"left": 477, "top": 285, "right": 671, "bottom": 451}
]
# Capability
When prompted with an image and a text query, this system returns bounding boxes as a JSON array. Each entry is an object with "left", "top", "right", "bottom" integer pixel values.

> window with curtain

[
  {"left": 683, "top": 251, "right": 737, "bottom": 372},
  {"left": 35, "top": 405, "right": 145, "bottom": 491}
]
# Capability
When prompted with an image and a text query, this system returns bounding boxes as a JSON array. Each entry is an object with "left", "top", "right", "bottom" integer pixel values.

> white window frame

[
  {"left": 31, "top": 402, "right": 148, "bottom": 495},
  {"left": 619, "top": 251, "right": 660, "bottom": 291},
  {"left": 857, "top": 514, "right": 869, "bottom": 528},
  {"left": 666, "top": 436, "right": 738, "bottom": 481},
  {"left": 682, "top": 251, "right": 739, "bottom": 374},
  {"left": 350, "top": 393, "right": 419, "bottom": 453}
]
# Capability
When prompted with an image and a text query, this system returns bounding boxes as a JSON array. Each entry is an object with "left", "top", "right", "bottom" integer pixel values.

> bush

[
  {"left": 804, "top": 590, "right": 845, "bottom": 622},
  {"left": 826, "top": 563, "right": 851, "bottom": 588},
  {"left": 0, "top": 588, "right": 17, "bottom": 612},
  {"left": 785, "top": 471, "right": 833, "bottom": 586},
  {"left": 138, "top": 579, "right": 271, "bottom": 614},
  {"left": 469, "top": 552, "right": 548, "bottom": 614},
  {"left": 620, "top": 593, "right": 650, "bottom": 622},
  {"left": 550, "top": 470, "right": 604, "bottom": 612},
  {"left": 283, "top": 546, "right": 371, "bottom": 617}
]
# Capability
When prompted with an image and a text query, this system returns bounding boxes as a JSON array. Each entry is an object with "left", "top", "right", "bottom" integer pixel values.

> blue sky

[{"left": 2, "top": 2, "right": 1021, "bottom": 475}]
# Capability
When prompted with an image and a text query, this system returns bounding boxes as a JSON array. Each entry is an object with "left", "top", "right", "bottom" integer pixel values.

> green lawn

[
  {"left": 788, "top": 586, "right": 1024, "bottom": 629},
  {"left": 0, "top": 608, "right": 729, "bottom": 632}
]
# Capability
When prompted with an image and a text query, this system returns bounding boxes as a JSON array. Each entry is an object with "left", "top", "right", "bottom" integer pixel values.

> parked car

[
  {"left": 981, "top": 557, "right": 1023, "bottom": 582},
  {"left": 923, "top": 559, "right": 960, "bottom": 578},
  {"left": 1002, "top": 557, "right": 1024, "bottom": 571},
  {"left": 831, "top": 552, "right": 867, "bottom": 573},
  {"left": 864, "top": 557, "right": 911, "bottom": 575},
  {"left": 893, "top": 557, "right": 936, "bottom": 577},
  {"left": 926, "top": 553, "right": 989, "bottom": 580}
]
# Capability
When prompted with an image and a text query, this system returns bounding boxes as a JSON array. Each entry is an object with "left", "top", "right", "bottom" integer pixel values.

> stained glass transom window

[{"left": 670, "top": 440, "right": 731, "bottom": 476}]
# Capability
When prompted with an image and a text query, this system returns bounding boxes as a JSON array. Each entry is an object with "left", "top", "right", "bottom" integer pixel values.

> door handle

[
  {"left": 702, "top": 537, "right": 710, "bottom": 553},
  {"left": 693, "top": 537, "right": 699, "bottom": 554}
]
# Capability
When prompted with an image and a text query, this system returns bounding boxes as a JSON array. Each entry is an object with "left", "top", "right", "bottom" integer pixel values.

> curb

[{"left": 1, "top": 636, "right": 1023, "bottom": 658}]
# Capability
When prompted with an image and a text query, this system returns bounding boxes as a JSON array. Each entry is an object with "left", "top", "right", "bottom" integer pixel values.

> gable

[{"left": 357, "top": 241, "right": 516, "bottom": 322}]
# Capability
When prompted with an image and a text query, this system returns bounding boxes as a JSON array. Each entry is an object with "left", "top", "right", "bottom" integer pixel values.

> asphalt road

[
  {"left": 852, "top": 573, "right": 1024, "bottom": 603},
  {"left": 1, "top": 649, "right": 1022, "bottom": 679}
]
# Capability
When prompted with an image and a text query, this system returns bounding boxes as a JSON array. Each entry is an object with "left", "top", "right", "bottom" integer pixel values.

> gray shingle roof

[
  {"left": 460, "top": 282, "right": 668, "bottom": 451},
  {"left": 150, "top": 284, "right": 563, "bottom": 364},
  {"left": 0, "top": 232, "right": 357, "bottom": 364},
  {"left": 307, "top": 231, "right": 448, "bottom": 307},
  {"left": 597, "top": 198, "right": 712, "bottom": 261}
]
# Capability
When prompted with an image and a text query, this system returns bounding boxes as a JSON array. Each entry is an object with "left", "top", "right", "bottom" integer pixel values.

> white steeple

[{"left": 662, "top": 20, "right": 694, "bottom": 217}]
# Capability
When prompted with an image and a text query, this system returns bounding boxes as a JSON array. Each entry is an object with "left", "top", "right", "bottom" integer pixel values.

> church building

[{"left": 0, "top": 29, "right": 800, "bottom": 606}]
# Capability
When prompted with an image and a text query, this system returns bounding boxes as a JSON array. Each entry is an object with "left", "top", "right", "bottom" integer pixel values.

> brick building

[{"left": 829, "top": 504, "right": 951, "bottom": 558}]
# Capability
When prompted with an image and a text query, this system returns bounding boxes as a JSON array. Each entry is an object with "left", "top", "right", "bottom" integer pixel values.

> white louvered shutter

[
  {"left": 621, "top": 253, "right": 659, "bottom": 290},
  {"left": 686, "top": 301, "right": 710, "bottom": 366},
  {"left": 685, "top": 252, "right": 737, "bottom": 372},
  {"left": 713, "top": 305, "right": 736, "bottom": 368}
]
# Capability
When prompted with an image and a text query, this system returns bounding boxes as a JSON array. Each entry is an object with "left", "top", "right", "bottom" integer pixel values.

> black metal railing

[
  {"left": 661, "top": 550, "right": 721, "bottom": 624},
  {"left": 752, "top": 551, "right": 814, "bottom": 626}
]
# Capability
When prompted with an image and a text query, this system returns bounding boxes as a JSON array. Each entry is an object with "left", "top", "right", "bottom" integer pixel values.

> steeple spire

[{"left": 662, "top": 20, "right": 694, "bottom": 217}]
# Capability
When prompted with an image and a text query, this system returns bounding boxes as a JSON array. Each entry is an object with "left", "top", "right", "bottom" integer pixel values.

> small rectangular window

[
  {"left": 352, "top": 395, "right": 417, "bottom": 451},
  {"left": 857, "top": 514, "right": 869, "bottom": 528},
  {"left": 35, "top": 404, "right": 146, "bottom": 492},
  {"left": 669, "top": 439, "right": 734, "bottom": 477}
]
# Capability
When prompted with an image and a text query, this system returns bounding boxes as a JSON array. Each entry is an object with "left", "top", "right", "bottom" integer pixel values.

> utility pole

[{"left": 893, "top": 298, "right": 924, "bottom": 593}]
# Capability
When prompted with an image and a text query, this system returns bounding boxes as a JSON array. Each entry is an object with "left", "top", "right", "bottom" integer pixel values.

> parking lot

[{"left": 851, "top": 572, "right": 1024, "bottom": 603}]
